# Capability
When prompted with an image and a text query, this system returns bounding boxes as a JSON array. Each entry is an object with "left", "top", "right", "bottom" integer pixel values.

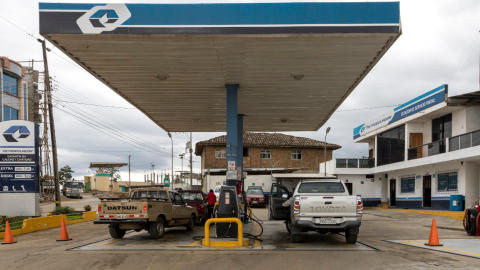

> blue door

[{"left": 121, "top": 186, "right": 125, "bottom": 192}]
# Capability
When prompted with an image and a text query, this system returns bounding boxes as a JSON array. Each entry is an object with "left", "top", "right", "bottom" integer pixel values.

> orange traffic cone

[
  {"left": 425, "top": 218, "right": 443, "bottom": 246},
  {"left": 57, "top": 218, "right": 72, "bottom": 241},
  {"left": 2, "top": 221, "right": 17, "bottom": 244}
]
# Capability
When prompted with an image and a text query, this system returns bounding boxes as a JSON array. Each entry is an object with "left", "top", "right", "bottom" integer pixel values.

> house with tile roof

[{"left": 195, "top": 132, "right": 341, "bottom": 192}]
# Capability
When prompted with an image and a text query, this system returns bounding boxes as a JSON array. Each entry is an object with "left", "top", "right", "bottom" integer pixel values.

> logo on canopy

[{"left": 77, "top": 4, "right": 131, "bottom": 34}]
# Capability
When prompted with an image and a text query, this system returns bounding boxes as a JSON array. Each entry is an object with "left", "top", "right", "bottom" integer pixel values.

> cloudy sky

[{"left": 0, "top": 0, "right": 479, "bottom": 182}]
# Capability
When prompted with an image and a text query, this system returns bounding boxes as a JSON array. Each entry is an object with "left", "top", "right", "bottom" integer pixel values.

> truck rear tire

[
  {"left": 186, "top": 215, "right": 195, "bottom": 231},
  {"left": 291, "top": 233, "right": 301, "bottom": 243},
  {"left": 345, "top": 229, "right": 358, "bottom": 244},
  {"left": 109, "top": 225, "right": 126, "bottom": 239},
  {"left": 149, "top": 217, "right": 165, "bottom": 239}
]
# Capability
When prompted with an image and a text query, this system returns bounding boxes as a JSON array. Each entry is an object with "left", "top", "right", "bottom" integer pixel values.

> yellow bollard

[{"left": 204, "top": 218, "right": 243, "bottom": 247}]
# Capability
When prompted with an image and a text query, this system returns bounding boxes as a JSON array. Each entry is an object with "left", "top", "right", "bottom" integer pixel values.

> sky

[{"left": 0, "top": 0, "right": 479, "bottom": 182}]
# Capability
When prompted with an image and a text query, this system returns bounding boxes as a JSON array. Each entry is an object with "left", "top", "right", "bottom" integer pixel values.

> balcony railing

[
  {"left": 336, "top": 158, "right": 374, "bottom": 169},
  {"left": 408, "top": 139, "right": 447, "bottom": 160},
  {"left": 449, "top": 129, "right": 480, "bottom": 151},
  {"left": 408, "top": 129, "right": 480, "bottom": 161}
]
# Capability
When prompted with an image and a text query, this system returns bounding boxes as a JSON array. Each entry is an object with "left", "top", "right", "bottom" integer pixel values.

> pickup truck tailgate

[
  {"left": 99, "top": 201, "right": 145, "bottom": 215},
  {"left": 299, "top": 195, "right": 358, "bottom": 218}
]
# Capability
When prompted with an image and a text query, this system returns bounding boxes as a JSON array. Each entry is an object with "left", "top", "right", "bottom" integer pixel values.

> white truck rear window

[{"left": 298, "top": 182, "right": 345, "bottom": 193}]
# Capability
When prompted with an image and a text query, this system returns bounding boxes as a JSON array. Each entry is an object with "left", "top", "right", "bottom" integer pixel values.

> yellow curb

[{"left": 0, "top": 211, "right": 97, "bottom": 239}]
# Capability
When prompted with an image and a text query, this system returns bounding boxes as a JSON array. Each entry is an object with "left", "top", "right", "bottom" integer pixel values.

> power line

[
  {"left": 336, "top": 104, "right": 401, "bottom": 112},
  {"left": 53, "top": 99, "right": 136, "bottom": 109}
]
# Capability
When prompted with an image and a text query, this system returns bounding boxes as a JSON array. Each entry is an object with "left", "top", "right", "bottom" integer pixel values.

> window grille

[{"left": 260, "top": 150, "right": 271, "bottom": 159}]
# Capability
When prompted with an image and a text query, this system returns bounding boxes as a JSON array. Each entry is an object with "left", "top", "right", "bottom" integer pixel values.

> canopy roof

[{"left": 40, "top": 2, "right": 401, "bottom": 132}]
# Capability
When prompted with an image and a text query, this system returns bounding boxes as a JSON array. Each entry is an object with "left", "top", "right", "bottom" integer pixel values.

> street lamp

[
  {"left": 179, "top": 153, "right": 185, "bottom": 188},
  {"left": 324, "top": 127, "right": 331, "bottom": 177},
  {"left": 168, "top": 132, "right": 173, "bottom": 189}
]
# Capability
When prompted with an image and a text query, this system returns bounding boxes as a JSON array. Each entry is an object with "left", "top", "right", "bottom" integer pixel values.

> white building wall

[
  {"left": 244, "top": 175, "right": 272, "bottom": 191},
  {"left": 204, "top": 174, "right": 273, "bottom": 193},
  {"left": 386, "top": 161, "right": 465, "bottom": 208},
  {"left": 336, "top": 174, "right": 381, "bottom": 206},
  {"left": 466, "top": 106, "right": 480, "bottom": 132},
  {"left": 465, "top": 161, "right": 480, "bottom": 207},
  {"left": 452, "top": 107, "right": 467, "bottom": 136}
]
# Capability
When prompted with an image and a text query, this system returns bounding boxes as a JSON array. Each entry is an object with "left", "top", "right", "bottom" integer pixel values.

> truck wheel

[
  {"left": 285, "top": 220, "right": 291, "bottom": 234},
  {"left": 291, "top": 233, "right": 301, "bottom": 243},
  {"left": 186, "top": 215, "right": 195, "bottom": 231},
  {"left": 109, "top": 225, "right": 126, "bottom": 239},
  {"left": 149, "top": 217, "right": 165, "bottom": 239},
  {"left": 345, "top": 230, "right": 358, "bottom": 244}
]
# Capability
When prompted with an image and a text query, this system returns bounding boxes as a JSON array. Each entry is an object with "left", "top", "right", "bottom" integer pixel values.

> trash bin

[{"left": 450, "top": 195, "right": 463, "bottom": 211}]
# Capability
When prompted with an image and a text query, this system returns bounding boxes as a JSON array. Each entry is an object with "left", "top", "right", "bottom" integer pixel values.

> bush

[
  {"left": 84, "top": 204, "right": 92, "bottom": 211},
  {"left": 51, "top": 206, "right": 76, "bottom": 215}
]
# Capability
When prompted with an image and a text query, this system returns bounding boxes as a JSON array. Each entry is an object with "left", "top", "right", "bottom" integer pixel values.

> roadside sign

[
  {"left": 0, "top": 120, "right": 39, "bottom": 216},
  {"left": 164, "top": 178, "right": 170, "bottom": 186},
  {"left": 228, "top": 161, "right": 235, "bottom": 170}
]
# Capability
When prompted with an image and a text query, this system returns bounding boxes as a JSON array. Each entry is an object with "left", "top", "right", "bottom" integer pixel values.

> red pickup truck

[{"left": 178, "top": 190, "right": 208, "bottom": 224}]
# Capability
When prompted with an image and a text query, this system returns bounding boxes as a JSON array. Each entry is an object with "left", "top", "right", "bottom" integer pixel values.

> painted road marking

[{"left": 401, "top": 240, "right": 480, "bottom": 257}]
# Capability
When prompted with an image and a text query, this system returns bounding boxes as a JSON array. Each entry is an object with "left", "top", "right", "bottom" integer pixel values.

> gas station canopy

[{"left": 40, "top": 2, "right": 401, "bottom": 132}]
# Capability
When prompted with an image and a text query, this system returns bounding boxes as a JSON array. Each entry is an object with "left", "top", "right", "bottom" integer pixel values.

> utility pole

[
  {"left": 39, "top": 39, "right": 60, "bottom": 208},
  {"left": 128, "top": 155, "right": 131, "bottom": 188},
  {"left": 324, "top": 127, "right": 331, "bottom": 177},
  {"left": 190, "top": 132, "right": 193, "bottom": 189}
]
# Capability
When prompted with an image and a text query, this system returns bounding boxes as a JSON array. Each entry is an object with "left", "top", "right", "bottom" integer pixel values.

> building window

[
  {"left": 291, "top": 150, "right": 302, "bottom": 160},
  {"left": 243, "top": 147, "right": 248, "bottom": 157},
  {"left": 215, "top": 149, "right": 226, "bottom": 159},
  {"left": 437, "top": 171, "right": 458, "bottom": 193},
  {"left": 260, "top": 150, "right": 271, "bottom": 159},
  {"left": 400, "top": 175, "right": 415, "bottom": 193},
  {"left": 377, "top": 125, "right": 405, "bottom": 166},
  {"left": 3, "top": 106, "right": 18, "bottom": 121},
  {"left": 3, "top": 73, "right": 18, "bottom": 96},
  {"left": 431, "top": 113, "right": 452, "bottom": 154}
]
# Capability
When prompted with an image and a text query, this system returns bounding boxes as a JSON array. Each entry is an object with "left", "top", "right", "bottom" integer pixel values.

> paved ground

[
  {"left": 1, "top": 208, "right": 480, "bottom": 270},
  {"left": 40, "top": 193, "right": 100, "bottom": 214}
]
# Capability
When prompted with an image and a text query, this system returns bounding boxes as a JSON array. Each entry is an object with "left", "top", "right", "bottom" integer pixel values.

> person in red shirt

[{"left": 204, "top": 189, "right": 217, "bottom": 219}]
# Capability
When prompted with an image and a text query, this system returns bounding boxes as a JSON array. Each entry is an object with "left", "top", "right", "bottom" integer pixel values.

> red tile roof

[{"left": 195, "top": 132, "right": 341, "bottom": 155}]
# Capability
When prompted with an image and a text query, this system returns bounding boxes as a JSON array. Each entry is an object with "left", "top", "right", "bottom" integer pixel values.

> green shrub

[{"left": 51, "top": 206, "right": 76, "bottom": 215}]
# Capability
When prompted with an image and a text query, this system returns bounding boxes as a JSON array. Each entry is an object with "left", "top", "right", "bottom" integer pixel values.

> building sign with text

[
  {"left": 0, "top": 121, "right": 39, "bottom": 216},
  {"left": 353, "top": 85, "right": 447, "bottom": 139}
]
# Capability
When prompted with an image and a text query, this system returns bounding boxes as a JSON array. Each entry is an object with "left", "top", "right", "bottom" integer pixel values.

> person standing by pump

[{"left": 204, "top": 189, "right": 217, "bottom": 219}]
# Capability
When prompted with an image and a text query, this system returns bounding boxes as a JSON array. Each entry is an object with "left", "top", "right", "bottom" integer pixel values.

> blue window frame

[
  {"left": 2, "top": 73, "right": 18, "bottom": 96},
  {"left": 437, "top": 171, "right": 457, "bottom": 192},
  {"left": 400, "top": 177, "right": 415, "bottom": 193},
  {"left": 3, "top": 106, "right": 19, "bottom": 121}
]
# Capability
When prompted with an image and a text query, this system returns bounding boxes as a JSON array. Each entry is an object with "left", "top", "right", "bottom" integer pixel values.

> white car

[{"left": 214, "top": 185, "right": 222, "bottom": 200}]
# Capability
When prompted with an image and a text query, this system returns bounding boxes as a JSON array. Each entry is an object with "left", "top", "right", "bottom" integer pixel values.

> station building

[
  {"left": 196, "top": 132, "right": 340, "bottom": 192},
  {"left": 0, "top": 57, "right": 32, "bottom": 122},
  {"left": 321, "top": 85, "right": 480, "bottom": 210}
]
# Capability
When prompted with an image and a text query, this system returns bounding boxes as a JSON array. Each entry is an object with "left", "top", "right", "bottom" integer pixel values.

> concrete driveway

[{"left": 1, "top": 208, "right": 479, "bottom": 270}]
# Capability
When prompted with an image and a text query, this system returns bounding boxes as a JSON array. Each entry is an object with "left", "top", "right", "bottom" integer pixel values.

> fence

[{"left": 336, "top": 158, "right": 374, "bottom": 168}]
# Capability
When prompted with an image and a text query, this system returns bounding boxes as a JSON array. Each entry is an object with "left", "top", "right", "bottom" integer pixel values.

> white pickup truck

[{"left": 268, "top": 179, "right": 363, "bottom": 244}]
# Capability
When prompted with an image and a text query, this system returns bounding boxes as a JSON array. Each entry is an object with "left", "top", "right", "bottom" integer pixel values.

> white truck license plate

[
  {"left": 117, "top": 214, "right": 127, "bottom": 219},
  {"left": 252, "top": 201, "right": 257, "bottom": 204},
  {"left": 317, "top": 218, "right": 336, "bottom": 224}
]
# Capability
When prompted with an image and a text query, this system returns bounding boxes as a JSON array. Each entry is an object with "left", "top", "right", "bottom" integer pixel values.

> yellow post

[{"left": 204, "top": 218, "right": 243, "bottom": 247}]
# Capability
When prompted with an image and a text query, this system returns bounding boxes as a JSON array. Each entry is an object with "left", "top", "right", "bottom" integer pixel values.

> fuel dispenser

[{"left": 216, "top": 186, "right": 240, "bottom": 237}]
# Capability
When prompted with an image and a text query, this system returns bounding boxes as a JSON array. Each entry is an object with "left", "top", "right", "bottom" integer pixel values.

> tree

[
  {"left": 59, "top": 165, "right": 74, "bottom": 186},
  {"left": 105, "top": 168, "right": 122, "bottom": 192}
]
